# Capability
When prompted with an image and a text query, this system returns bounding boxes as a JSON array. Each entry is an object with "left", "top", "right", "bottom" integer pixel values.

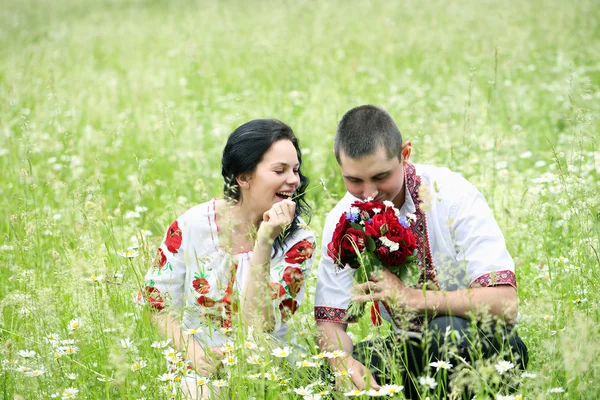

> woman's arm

[{"left": 242, "top": 199, "right": 296, "bottom": 331}]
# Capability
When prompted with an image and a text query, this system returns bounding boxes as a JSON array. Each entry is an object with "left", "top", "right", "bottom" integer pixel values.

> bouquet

[{"left": 327, "top": 200, "right": 418, "bottom": 320}]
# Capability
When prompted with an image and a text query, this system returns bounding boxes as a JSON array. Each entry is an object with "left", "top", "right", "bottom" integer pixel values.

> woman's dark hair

[{"left": 221, "top": 119, "right": 311, "bottom": 253}]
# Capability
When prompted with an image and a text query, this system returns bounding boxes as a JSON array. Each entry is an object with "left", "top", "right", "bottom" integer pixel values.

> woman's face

[{"left": 242, "top": 139, "right": 300, "bottom": 214}]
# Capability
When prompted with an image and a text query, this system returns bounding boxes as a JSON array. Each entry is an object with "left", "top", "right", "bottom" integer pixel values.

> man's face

[{"left": 338, "top": 144, "right": 410, "bottom": 208}]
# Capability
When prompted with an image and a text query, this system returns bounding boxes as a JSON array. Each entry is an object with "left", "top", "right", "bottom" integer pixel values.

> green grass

[{"left": 0, "top": 0, "right": 599, "bottom": 398}]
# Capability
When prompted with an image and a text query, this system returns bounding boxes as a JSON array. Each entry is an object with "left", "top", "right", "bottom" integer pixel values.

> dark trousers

[{"left": 353, "top": 316, "right": 528, "bottom": 399}]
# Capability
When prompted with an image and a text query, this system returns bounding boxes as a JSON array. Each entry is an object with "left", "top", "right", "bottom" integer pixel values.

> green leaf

[
  {"left": 350, "top": 222, "right": 363, "bottom": 230},
  {"left": 366, "top": 236, "right": 376, "bottom": 252}
]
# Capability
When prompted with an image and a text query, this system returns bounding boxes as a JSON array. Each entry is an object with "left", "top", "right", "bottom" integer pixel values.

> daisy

[
  {"left": 495, "top": 360, "right": 515, "bottom": 375},
  {"left": 334, "top": 368, "right": 353, "bottom": 377},
  {"left": 25, "top": 368, "right": 46, "bottom": 377},
  {"left": 131, "top": 360, "right": 148, "bottom": 371},
  {"left": 68, "top": 319, "right": 82, "bottom": 331},
  {"left": 379, "top": 384, "right": 403, "bottom": 394},
  {"left": 271, "top": 346, "right": 291, "bottom": 358},
  {"left": 296, "top": 360, "right": 318, "bottom": 368},
  {"left": 85, "top": 275, "right": 104, "bottom": 283},
  {"left": 221, "top": 342, "right": 235, "bottom": 353},
  {"left": 293, "top": 386, "right": 313, "bottom": 396},
  {"left": 521, "top": 372, "right": 537, "bottom": 379},
  {"left": 17, "top": 350, "right": 36, "bottom": 358},
  {"left": 496, "top": 395, "right": 515, "bottom": 400},
  {"left": 157, "top": 373, "right": 176, "bottom": 382},
  {"left": 247, "top": 355, "right": 262, "bottom": 365},
  {"left": 244, "top": 341, "right": 257, "bottom": 350},
  {"left": 430, "top": 360, "right": 453, "bottom": 370},
  {"left": 325, "top": 350, "right": 346, "bottom": 359},
  {"left": 212, "top": 379, "right": 228, "bottom": 388},
  {"left": 184, "top": 327, "right": 202, "bottom": 335},
  {"left": 66, "top": 373, "right": 78, "bottom": 380},
  {"left": 343, "top": 389, "right": 365, "bottom": 397},
  {"left": 221, "top": 355, "right": 237, "bottom": 366},
  {"left": 419, "top": 376, "right": 438, "bottom": 390},
  {"left": 151, "top": 339, "right": 171, "bottom": 348},
  {"left": 61, "top": 388, "right": 79, "bottom": 399},
  {"left": 304, "top": 395, "right": 323, "bottom": 400},
  {"left": 549, "top": 387, "right": 565, "bottom": 393}
]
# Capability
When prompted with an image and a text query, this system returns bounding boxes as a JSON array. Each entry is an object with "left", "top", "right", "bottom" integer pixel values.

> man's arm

[{"left": 354, "top": 270, "right": 519, "bottom": 323}]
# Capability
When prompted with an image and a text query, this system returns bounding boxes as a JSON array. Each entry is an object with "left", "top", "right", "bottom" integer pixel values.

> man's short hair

[{"left": 334, "top": 105, "right": 403, "bottom": 163}]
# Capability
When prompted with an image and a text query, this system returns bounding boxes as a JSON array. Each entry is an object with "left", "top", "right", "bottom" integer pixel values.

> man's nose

[{"left": 363, "top": 184, "right": 378, "bottom": 200}]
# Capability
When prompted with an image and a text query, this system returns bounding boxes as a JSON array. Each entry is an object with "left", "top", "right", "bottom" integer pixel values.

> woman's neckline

[{"left": 211, "top": 197, "right": 254, "bottom": 256}]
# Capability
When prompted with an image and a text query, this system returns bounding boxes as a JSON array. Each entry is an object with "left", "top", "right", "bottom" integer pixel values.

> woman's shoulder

[{"left": 175, "top": 198, "right": 217, "bottom": 227}]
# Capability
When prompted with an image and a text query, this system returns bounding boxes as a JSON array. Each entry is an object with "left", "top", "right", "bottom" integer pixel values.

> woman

[{"left": 142, "top": 119, "right": 315, "bottom": 398}]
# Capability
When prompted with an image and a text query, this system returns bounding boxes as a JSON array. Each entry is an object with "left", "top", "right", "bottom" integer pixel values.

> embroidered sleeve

[
  {"left": 470, "top": 270, "right": 517, "bottom": 289},
  {"left": 141, "top": 219, "right": 188, "bottom": 310},
  {"left": 314, "top": 206, "right": 357, "bottom": 324},
  {"left": 273, "top": 232, "right": 316, "bottom": 327}
]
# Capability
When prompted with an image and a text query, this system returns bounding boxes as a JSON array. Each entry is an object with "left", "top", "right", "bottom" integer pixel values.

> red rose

[
  {"left": 284, "top": 240, "right": 314, "bottom": 264},
  {"left": 153, "top": 248, "right": 167, "bottom": 269},
  {"left": 197, "top": 295, "right": 216, "bottom": 307},
  {"left": 340, "top": 227, "right": 366, "bottom": 256},
  {"left": 192, "top": 278, "right": 210, "bottom": 294},
  {"left": 144, "top": 286, "right": 165, "bottom": 311},
  {"left": 279, "top": 298, "right": 299, "bottom": 323},
  {"left": 352, "top": 200, "right": 386, "bottom": 218},
  {"left": 269, "top": 282, "right": 287, "bottom": 300},
  {"left": 282, "top": 266, "right": 304, "bottom": 298},
  {"left": 364, "top": 213, "right": 388, "bottom": 237},
  {"left": 165, "top": 221, "right": 182, "bottom": 253}
]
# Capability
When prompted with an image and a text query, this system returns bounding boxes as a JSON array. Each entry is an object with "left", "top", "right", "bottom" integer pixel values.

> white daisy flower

[
  {"left": 271, "top": 346, "right": 291, "bottom": 358},
  {"left": 429, "top": 360, "right": 453, "bottom": 370},
  {"left": 120, "top": 338, "right": 135, "bottom": 349},
  {"left": 549, "top": 387, "right": 565, "bottom": 393},
  {"left": 68, "top": 318, "right": 82, "bottom": 331},
  {"left": 61, "top": 388, "right": 79, "bottom": 399},
  {"left": 17, "top": 350, "right": 37, "bottom": 358},
  {"left": 495, "top": 360, "right": 515, "bottom": 375},
  {"left": 247, "top": 355, "right": 262, "bottom": 365},
  {"left": 212, "top": 379, "right": 228, "bottom": 388},
  {"left": 419, "top": 376, "right": 438, "bottom": 390}
]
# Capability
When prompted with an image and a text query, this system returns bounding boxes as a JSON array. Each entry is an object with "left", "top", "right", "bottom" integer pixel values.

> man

[{"left": 314, "top": 105, "right": 527, "bottom": 398}]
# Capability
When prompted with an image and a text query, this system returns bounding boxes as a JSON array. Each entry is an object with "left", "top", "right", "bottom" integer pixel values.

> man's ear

[{"left": 401, "top": 141, "right": 412, "bottom": 163}]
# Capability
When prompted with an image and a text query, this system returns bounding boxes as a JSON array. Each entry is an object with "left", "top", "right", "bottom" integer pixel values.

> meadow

[{"left": 0, "top": 0, "right": 599, "bottom": 398}]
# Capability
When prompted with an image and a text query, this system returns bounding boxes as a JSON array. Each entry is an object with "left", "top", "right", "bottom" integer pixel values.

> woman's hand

[
  {"left": 189, "top": 346, "right": 224, "bottom": 377},
  {"left": 257, "top": 199, "right": 296, "bottom": 244}
]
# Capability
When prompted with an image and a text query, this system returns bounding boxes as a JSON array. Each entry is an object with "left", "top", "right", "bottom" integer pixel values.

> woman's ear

[{"left": 236, "top": 174, "right": 251, "bottom": 189}]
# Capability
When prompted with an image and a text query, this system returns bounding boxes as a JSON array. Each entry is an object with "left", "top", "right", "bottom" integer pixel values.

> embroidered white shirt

[{"left": 314, "top": 164, "right": 516, "bottom": 324}]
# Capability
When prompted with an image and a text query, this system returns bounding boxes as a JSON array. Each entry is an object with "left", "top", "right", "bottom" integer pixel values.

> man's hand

[
  {"left": 333, "top": 356, "right": 380, "bottom": 392},
  {"left": 351, "top": 268, "right": 424, "bottom": 313}
]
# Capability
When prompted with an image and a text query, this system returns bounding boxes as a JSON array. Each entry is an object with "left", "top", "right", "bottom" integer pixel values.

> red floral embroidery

[
  {"left": 269, "top": 282, "right": 287, "bottom": 300},
  {"left": 153, "top": 248, "right": 167, "bottom": 269},
  {"left": 470, "top": 270, "right": 517, "bottom": 289},
  {"left": 284, "top": 240, "right": 314, "bottom": 264},
  {"left": 144, "top": 286, "right": 165, "bottom": 311},
  {"left": 282, "top": 266, "right": 304, "bottom": 298},
  {"left": 279, "top": 298, "right": 299, "bottom": 323},
  {"left": 197, "top": 295, "right": 216, "bottom": 307},
  {"left": 165, "top": 221, "right": 182, "bottom": 253},
  {"left": 192, "top": 278, "right": 210, "bottom": 294}
]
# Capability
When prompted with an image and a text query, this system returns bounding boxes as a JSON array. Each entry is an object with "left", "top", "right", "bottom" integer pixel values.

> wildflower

[
  {"left": 68, "top": 319, "right": 82, "bottom": 331},
  {"left": 85, "top": 275, "right": 104, "bottom": 283},
  {"left": 117, "top": 247, "right": 139, "bottom": 258},
  {"left": 496, "top": 395, "right": 515, "bottom": 400},
  {"left": 271, "top": 346, "right": 291, "bottom": 358},
  {"left": 120, "top": 338, "right": 135, "bottom": 349},
  {"left": 60, "top": 346, "right": 79, "bottom": 355},
  {"left": 158, "top": 373, "right": 177, "bottom": 382},
  {"left": 244, "top": 341, "right": 257, "bottom": 350},
  {"left": 324, "top": 350, "right": 346, "bottom": 359},
  {"left": 521, "top": 372, "right": 537, "bottom": 379},
  {"left": 343, "top": 389, "right": 365, "bottom": 397},
  {"left": 419, "top": 376, "right": 438, "bottom": 390},
  {"left": 221, "top": 355, "right": 237, "bottom": 366},
  {"left": 293, "top": 386, "right": 313, "bottom": 396},
  {"left": 221, "top": 342, "right": 235, "bottom": 353},
  {"left": 549, "top": 387, "right": 565, "bottom": 393},
  {"left": 17, "top": 350, "right": 37, "bottom": 358},
  {"left": 379, "top": 384, "right": 404, "bottom": 394},
  {"left": 312, "top": 352, "right": 327, "bottom": 359},
  {"left": 66, "top": 373, "right": 78, "bottom": 380},
  {"left": 247, "top": 355, "right": 262, "bottom": 365},
  {"left": 25, "top": 368, "right": 46, "bottom": 377},
  {"left": 334, "top": 369, "right": 353, "bottom": 377},
  {"left": 62, "top": 388, "right": 79, "bottom": 399},
  {"left": 495, "top": 360, "right": 515, "bottom": 375},
  {"left": 184, "top": 327, "right": 202, "bottom": 335},
  {"left": 296, "top": 360, "right": 318, "bottom": 368},
  {"left": 17, "top": 365, "right": 31, "bottom": 373},
  {"left": 212, "top": 379, "right": 228, "bottom": 388},
  {"left": 103, "top": 328, "right": 117, "bottom": 333},
  {"left": 543, "top": 315, "right": 554, "bottom": 322},
  {"left": 430, "top": 360, "right": 453, "bottom": 370},
  {"left": 131, "top": 360, "right": 148, "bottom": 371},
  {"left": 304, "top": 395, "right": 323, "bottom": 400},
  {"left": 248, "top": 373, "right": 262, "bottom": 379}
]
